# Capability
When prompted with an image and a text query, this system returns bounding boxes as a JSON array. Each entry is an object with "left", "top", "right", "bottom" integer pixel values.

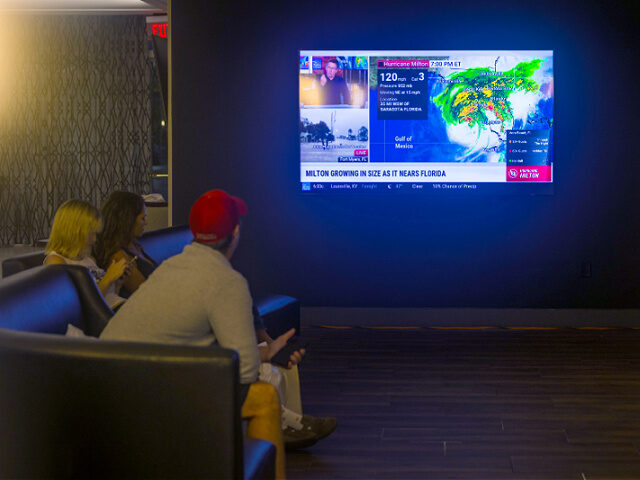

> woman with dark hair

[{"left": 94, "top": 191, "right": 157, "bottom": 296}]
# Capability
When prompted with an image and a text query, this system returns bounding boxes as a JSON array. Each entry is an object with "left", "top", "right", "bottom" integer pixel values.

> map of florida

[{"left": 433, "top": 59, "right": 543, "bottom": 132}]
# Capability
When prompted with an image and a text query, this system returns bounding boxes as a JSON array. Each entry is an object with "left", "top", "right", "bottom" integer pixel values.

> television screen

[{"left": 299, "top": 50, "right": 554, "bottom": 194}]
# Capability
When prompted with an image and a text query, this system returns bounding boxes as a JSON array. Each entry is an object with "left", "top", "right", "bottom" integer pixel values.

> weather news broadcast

[{"left": 299, "top": 50, "right": 554, "bottom": 194}]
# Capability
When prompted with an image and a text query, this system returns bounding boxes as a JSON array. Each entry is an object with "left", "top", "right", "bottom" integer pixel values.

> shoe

[
  {"left": 283, "top": 426, "right": 318, "bottom": 450},
  {"left": 300, "top": 415, "right": 337, "bottom": 441}
]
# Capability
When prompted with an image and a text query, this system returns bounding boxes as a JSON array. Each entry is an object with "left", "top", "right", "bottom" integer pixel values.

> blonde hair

[{"left": 46, "top": 199, "right": 102, "bottom": 259}]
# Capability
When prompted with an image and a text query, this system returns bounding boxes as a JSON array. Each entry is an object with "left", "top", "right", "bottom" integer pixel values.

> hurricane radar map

[{"left": 299, "top": 50, "right": 554, "bottom": 194}]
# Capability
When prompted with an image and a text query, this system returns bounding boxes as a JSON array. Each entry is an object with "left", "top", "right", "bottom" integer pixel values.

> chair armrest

[
  {"left": 57, "top": 265, "right": 113, "bottom": 336},
  {"left": 255, "top": 294, "right": 301, "bottom": 337},
  {"left": 0, "top": 265, "right": 112, "bottom": 336},
  {"left": 244, "top": 438, "right": 276, "bottom": 480}
]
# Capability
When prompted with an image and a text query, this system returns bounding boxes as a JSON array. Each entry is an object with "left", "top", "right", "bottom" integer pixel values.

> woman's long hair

[
  {"left": 94, "top": 191, "right": 144, "bottom": 269},
  {"left": 46, "top": 199, "right": 102, "bottom": 259}
]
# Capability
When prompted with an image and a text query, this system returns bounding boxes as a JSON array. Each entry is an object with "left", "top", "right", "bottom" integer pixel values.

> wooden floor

[{"left": 287, "top": 326, "right": 640, "bottom": 479}]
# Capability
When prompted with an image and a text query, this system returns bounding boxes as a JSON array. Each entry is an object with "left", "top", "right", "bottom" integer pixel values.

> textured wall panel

[{"left": 0, "top": 15, "right": 151, "bottom": 245}]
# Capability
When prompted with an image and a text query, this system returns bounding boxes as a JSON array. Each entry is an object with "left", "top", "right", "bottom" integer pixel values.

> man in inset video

[{"left": 316, "top": 58, "right": 351, "bottom": 105}]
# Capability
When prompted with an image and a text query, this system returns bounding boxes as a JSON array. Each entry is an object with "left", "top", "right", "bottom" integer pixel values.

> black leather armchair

[
  {"left": 0, "top": 265, "right": 276, "bottom": 479},
  {"left": 2, "top": 225, "right": 301, "bottom": 336}
]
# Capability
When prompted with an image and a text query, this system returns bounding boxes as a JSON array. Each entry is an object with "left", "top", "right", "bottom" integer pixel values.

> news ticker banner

[{"left": 301, "top": 163, "right": 553, "bottom": 183}]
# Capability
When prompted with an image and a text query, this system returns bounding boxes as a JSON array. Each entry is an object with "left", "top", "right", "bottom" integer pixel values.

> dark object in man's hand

[{"left": 271, "top": 338, "right": 309, "bottom": 367}]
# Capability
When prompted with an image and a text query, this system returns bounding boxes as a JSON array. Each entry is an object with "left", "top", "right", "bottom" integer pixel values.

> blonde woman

[{"left": 44, "top": 199, "right": 129, "bottom": 309}]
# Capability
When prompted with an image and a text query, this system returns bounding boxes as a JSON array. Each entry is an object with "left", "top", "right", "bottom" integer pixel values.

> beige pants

[{"left": 259, "top": 363, "right": 303, "bottom": 415}]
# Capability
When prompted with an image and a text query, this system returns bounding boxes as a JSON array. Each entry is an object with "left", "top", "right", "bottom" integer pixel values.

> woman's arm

[
  {"left": 98, "top": 257, "right": 127, "bottom": 296},
  {"left": 111, "top": 250, "right": 146, "bottom": 293}
]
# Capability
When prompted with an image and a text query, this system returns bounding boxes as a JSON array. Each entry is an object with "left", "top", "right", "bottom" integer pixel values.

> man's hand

[
  {"left": 256, "top": 328, "right": 274, "bottom": 345},
  {"left": 258, "top": 328, "right": 306, "bottom": 368},
  {"left": 320, "top": 74, "right": 327, "bottom": 86}
]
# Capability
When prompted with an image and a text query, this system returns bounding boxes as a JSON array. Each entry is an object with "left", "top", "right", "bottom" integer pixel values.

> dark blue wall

[{"left": 171, "top": 0, "right": 639, "bottom": 308}]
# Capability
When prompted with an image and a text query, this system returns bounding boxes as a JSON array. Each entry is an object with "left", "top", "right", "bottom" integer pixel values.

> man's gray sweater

[{"left": 100, "top": 242, "right": 260, "bottom": 384}]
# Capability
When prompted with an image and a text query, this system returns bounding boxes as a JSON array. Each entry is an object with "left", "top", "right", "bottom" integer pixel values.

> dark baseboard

[{"left": 301, "top": 307, "right": 640, "bottom": 327}]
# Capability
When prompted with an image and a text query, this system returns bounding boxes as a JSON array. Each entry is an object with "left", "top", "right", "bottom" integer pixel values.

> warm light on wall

[
  {"left": 0, "top": 15, "right": 31, "bottom": 127},
  {"left": 0, "top": 1, "right": 162, "bottom": 11},
  {"left": 0, "top": 16, "right": 16, "bottom": 124}
]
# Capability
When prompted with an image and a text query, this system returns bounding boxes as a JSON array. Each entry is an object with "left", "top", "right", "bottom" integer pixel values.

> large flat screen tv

[{"left": 299, "top": 50, "right": 554, "bottom": 194}]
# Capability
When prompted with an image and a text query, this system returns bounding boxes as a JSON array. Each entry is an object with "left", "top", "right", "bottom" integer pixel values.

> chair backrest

[
  {"left": 0, "top": 265, "right": 112, "bottom": 336},
  {"left": 2, "top": 226, "right": 193, "bottom": 279},
  {"left": 137, "top": 225, "right": 193, "bottom": 264},
  {"left": 0, "top": 328, "right": 244, "bottom": 479},
  {"left": 2, "top": 251, "right": 46, "bottom": 277}
]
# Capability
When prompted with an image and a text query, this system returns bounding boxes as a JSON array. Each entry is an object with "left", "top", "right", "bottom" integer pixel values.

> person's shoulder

[
  {"left": 217, "top": 264, "right": 250, "bottom": 298},
  {"left": 170, "top": 243, "right": 232, "bottom": 275},
  {"left": 189, "top": 245, "right": 247, "bottom": 284},
  {"left": 226, "top": 266, "right": 248, "bottom": 285},
  {"left": 185, "top": 243, "right": 228, "bottom": 262},
  {"left": 44, "top": 252, "right": 66, "bottom": 265},
  {"left": 84, "top": 255, "right": 100, "bottom": 268}
]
